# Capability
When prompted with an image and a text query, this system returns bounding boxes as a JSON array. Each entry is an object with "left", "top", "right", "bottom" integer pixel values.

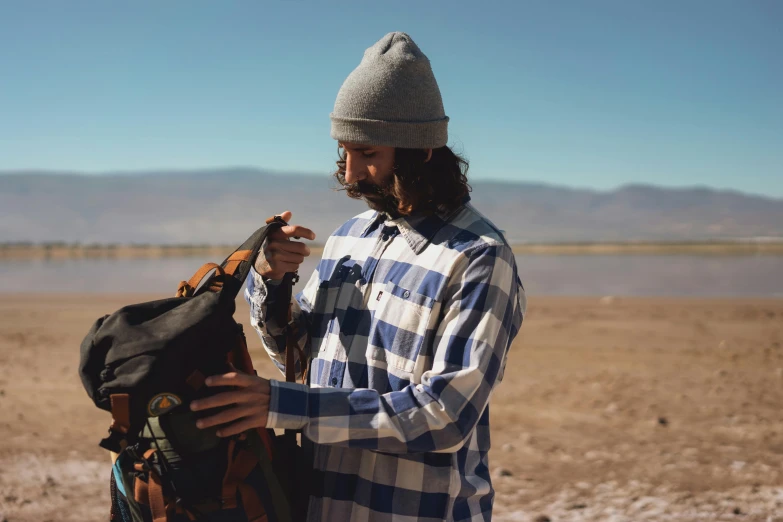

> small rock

[
  {"left": 0, "top": 389, "right": 5, "bottom": 396},
  {"left": 604, "top": 402, "right": 619, "bottom": 414},
  {"left": 533, "top": 516, "right": 551, "bottom": 522},
  {"left": 775, "top": 368, "right": 783, "bottom": 378},
  {"left": 714, "top": 370, "right": 728, "bottom": 378},
  {"left": 493, "top": 467, "right": 513, "bottom": 478},
  {"left": 730, "top": 461, "right": 746, "bottom": 471},
  {"left": 600, "top": 296, "right": 615, "bottom": 305},
  {"left": 518, "top": 432, "right": 534, "bottom": 444},
  {"left": 658, "top": 417, "right": 668, "bottom": 427},
  {"left": 501, "top": 443, "right": 514, "bottom": 452},
  {"left": 733, "top": 507, "right": 742, "bottom": 515},
  {"left": 568, "top": 503, "right": 588, "bottom": 510}
]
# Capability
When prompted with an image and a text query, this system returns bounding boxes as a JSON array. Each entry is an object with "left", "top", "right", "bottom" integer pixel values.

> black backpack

[{"left": 79, "top": 217, "right": 311, "bottom": 522}]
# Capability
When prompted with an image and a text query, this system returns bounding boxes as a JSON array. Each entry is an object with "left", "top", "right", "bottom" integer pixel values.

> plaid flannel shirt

[{"left": 245, "top": 200, "right": 526, "bottom": 522}]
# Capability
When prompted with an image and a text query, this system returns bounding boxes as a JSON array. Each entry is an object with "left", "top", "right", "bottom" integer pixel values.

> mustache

[{"left": 349, "top": 180, "right": 390, "bottom": 198}]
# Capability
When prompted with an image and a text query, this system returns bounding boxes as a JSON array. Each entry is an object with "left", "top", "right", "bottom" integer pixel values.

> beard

[{"left": 353, "top": 179, "right": 401, "bottom": 217}]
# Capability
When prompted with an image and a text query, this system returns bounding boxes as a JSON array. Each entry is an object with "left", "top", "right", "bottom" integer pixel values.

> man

[{"left": 191, "top": 32, "right": 526, "bottom": 521}]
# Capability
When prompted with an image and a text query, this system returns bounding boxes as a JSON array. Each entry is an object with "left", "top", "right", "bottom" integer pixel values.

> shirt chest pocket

[{"left": 366, "top": 281, "right": 437, "bottom": 376}]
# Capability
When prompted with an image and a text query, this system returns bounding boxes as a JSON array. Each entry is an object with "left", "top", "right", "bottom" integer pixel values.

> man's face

[{"left": 339, "top": 142, "right": 397, "bottom": 213}]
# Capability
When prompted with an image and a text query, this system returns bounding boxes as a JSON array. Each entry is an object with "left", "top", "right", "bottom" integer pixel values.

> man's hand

[
  {"left": 190, "top": 371, "right": 272, "bottom": 437},
  {"left": 256, "top": 210, "right": 316, "bottom": 280}
]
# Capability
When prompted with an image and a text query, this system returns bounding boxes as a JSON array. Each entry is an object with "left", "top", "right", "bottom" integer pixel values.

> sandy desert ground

[{"left": 0, "top": 294, "right": 781, "bottom": 521}]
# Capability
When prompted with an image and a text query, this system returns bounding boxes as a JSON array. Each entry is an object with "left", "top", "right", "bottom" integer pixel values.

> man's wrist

[{"left": 266, "top": 380, "right": 309, "bottom": 431}]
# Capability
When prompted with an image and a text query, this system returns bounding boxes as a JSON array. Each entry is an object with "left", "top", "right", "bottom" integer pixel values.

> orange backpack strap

[
  {"left": 223, "top": 249, "right": 253, "bottom": 277},
  {"left": 176, "top": 263, "right": 226, "bottom": 297},
  {"left": 222, "top": 441, "right": 261, "bottom": 510},
  {"left": 147, "top": 470, "right": 168, "bottom": 522},
  {"left": 232, "top": 328, "right": 275, "bottom": 458}
]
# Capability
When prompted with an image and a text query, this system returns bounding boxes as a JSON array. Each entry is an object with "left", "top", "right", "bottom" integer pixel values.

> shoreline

[{"left": 2, "top": 240, "right": 783, "bottom": 260}]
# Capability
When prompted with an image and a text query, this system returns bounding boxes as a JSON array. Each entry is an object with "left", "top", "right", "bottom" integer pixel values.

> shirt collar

[{"left": 360, "top": 195, "right": 471, "bottom": 254}]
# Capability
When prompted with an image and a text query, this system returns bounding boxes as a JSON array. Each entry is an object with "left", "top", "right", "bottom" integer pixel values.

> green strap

[{"left": 246, "top": 431, "right": 293, "bottom": 522}]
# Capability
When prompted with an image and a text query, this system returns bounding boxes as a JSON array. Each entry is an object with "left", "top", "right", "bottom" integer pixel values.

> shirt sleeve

[
  {"left": 265, "top": 243, "right": 526, "bottom": 453},
  {"left": 245, "top": 265, "right": 319, "bottom": 380}
]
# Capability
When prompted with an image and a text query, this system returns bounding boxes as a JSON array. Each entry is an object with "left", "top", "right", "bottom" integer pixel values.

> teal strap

[{"left": 115, "top": 451, "right": 147, "bottom": 522}]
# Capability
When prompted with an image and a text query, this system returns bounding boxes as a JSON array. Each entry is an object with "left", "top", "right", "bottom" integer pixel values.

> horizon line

[{"left": 0, "top": 166, "right": 780, "bottom": 201}]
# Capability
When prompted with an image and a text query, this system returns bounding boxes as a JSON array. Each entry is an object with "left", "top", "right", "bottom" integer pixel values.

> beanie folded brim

[{"left": 330, "top": 114, "right": 449, "bottom": 149}]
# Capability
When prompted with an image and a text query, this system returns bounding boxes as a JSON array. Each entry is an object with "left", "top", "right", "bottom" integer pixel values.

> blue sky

[{"left": 1, "top": 0, "right": 781, "bottom": 196}]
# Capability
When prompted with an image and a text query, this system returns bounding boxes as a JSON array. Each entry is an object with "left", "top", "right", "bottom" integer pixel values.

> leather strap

[
  {"left": 223, "top": 249, "right": 252, "bottom": 277},
  {"left": 109, "top": 394, "right": 131, "bottom": 435},
  {"left": 285, "top": 326, "right": 297, "bottom": 384},
  {"left": 221, "top": 440, "right": 238, "bottom": 509},
  {"left": 176, "top": 263, "right": 226, "bottom": 297},
  {"left": 238, "top": 482, "right": 268, "bottom": 522},
  {"left": 185, "top": 370, "right": 206, "bottom": 391}
]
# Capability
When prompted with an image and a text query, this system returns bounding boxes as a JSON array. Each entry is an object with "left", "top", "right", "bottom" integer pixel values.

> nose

[{"left": 344, "top": 153, "right": 365, "bottom": 184}]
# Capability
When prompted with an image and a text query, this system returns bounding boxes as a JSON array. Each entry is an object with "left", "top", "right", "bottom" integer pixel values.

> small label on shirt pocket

[{"left": 367, "top": 281, "right": 436, "bottom": 375}]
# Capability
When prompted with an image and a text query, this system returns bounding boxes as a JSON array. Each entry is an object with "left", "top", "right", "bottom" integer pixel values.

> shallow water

[{"left": 1, "top": 254, "right": 782, "bottom": 297}]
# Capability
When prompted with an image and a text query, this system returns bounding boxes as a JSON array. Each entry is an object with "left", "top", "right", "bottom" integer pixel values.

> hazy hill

[{"left": 1, "top": 169, "right": 782, "bottom": 244}]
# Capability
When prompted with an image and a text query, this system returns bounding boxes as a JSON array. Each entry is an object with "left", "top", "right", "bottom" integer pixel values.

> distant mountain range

[{"left": 2, "top": 169, "right": 782, "bottom": 244}]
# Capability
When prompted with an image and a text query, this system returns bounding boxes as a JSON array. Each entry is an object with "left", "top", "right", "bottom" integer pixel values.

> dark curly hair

[{"left": 333, "top": 145, "right": 471, "bottom": 216}]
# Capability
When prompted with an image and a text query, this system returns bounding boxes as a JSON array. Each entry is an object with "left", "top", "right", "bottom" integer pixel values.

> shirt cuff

[
  {"left": 267, "top": 380, "right": 309, "bottom": 431},
  {"left": 248, "top": 267, "right": 286, "bottom": 326}
]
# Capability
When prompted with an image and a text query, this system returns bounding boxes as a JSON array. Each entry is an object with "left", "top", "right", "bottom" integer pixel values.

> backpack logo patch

[{"left": 147, "top": 393, "right": 183, "bottom": 416}]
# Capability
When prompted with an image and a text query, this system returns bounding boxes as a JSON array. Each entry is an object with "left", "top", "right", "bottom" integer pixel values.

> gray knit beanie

[{"left": 330, "top": 32, "right": 449, "bottom": 149}]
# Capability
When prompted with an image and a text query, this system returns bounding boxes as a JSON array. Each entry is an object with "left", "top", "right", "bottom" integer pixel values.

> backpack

[{"left": 79, "top": 217, "right": 311, "bottom": 522}]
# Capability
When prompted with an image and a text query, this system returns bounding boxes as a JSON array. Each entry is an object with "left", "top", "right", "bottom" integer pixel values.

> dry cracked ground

[{"left": 1, "top": 294, "right": 782, "bottom": 521}]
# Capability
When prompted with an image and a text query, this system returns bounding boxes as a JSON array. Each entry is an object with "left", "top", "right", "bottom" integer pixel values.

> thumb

[{"left": 279, "top": 210, "right": 293, "bottom": 223}]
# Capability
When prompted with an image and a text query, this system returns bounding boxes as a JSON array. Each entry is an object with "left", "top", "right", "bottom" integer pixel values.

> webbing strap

[
  {"left": 222, "top": 441, "right": 260, "bottom": 510},
  {"left": 147, "top": 472, "right": 168, "bottom": 522},
  {"left": 133, "top": 476, "right": 148, "bottom": 504}
]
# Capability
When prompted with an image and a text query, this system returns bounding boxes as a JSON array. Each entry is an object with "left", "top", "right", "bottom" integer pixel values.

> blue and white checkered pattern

[{"left": 245, "top": 201, "right": 526, "bottom": 522}]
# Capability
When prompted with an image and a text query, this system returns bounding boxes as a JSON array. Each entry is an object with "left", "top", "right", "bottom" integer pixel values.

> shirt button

[
  {"left": 403, "top": 290, "right": 410, "bottom": 298},
  {"left": 331, "top": 377, "right": 338, "bottom": 386}
]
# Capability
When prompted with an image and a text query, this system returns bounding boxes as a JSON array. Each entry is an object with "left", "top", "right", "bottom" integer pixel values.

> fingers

[
  {"left": 190, "top": 389, "right": 254, "bottom": 412},
  {"left": 269, "top": 240, "right": 310, "bottom": 257},
  {"left": 269, "top": 252, "right": 306, "bottom": 267},
  {"left": 195, "top": 404, "right": 259, "bottom": 430},
  {"left": 215, "top": 415, "right": 267, "bottom": 438},
  {"left": 269, "top": 225, "right": 316, "bottom": 241},
  {"left": 281, "top": 225, "right": 316, "bottom": 241},
  {"left": 278, "top": 211, "right": 292, "bottom": 222},
  {"left": 204, "top": 371, "right": 254, "bottom": 388},
  {"left": 190, "top": 373, "right": 271, "bottom": 434}
]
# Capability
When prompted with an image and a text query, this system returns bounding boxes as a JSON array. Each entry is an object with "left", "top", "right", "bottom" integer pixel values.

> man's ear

[{"left": 424, "top": 149, "right": 433, "bottom": 163}]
